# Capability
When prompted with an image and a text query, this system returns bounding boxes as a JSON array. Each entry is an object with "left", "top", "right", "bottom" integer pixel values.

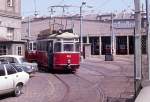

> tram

[
  {"left": 36, "top": 30, "right": 80, "bottom": 72},
  {"left": 25, "top": 41, "right": 37, "bottom": 62}
]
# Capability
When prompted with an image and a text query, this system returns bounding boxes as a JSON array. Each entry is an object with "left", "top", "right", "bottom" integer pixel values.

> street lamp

[
  {"left": 79, "top": 2, "right": 92, "bottom": 60},
  {"left": 80, "top": 2, "right": 86, "bottom": 60},
  {"left": 111, "top": 13, "right": 115, "bottom": 59}
]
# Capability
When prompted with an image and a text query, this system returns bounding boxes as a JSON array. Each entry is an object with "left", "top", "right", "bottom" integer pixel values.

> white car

[
  {"left": 0, "top": 55, "right": 38, "bottom": 73},
  {"left": 0, "top": 63, "right": 29, "bottom": 96}
]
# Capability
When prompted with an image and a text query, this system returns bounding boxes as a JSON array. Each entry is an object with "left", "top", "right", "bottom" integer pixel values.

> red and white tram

[
  {"left": 25, "top": 41, "right": 37, "bottom": 62},
  {"left": 36, "top": 30, "right": 80, "bottom": 72}
]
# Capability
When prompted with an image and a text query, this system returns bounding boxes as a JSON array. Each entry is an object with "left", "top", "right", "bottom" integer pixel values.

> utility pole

[
  {"left": 80, "top": 2, "right": 86, "bottom": 61},
  {"left": 146, "top": 0, "right": 150, "bottom": 80},
  {"left": 134, "top": 0, "right": 142, "bottom": 97},
  {"left": 111, "top": 13, "right": 115, "bottom": 60},
  {"left": 27, "top": 16, "right": 31, "bottom": 50},
  {"left": 48, "top": 7, "right": 55, "bottom": 33}
]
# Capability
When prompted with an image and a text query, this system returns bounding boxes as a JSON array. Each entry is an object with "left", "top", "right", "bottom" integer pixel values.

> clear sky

[{"left": 21, "top": 0, "right": 145, "bottom": 17}]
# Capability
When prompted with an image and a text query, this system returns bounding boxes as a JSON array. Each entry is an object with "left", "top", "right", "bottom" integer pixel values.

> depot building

[{"left": 21, "top": 13, "right": 147, "bottom": 56}]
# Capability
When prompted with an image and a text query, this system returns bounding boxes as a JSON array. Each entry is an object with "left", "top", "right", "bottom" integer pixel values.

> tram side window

[
  {"left": 37, "top": 42, "right": 42, "bottom": 51},
  {"left": 42, "top": 41, "right": 47, "bottom": 51},
  {"left": 54, "top": 42, "right": 61, "bottom": 52},
  {"left": 37, "top": 43, "right": 40, "bottom": 50},
  {"left": 64, "top": 44, "right": 73, "bottom": 52}
]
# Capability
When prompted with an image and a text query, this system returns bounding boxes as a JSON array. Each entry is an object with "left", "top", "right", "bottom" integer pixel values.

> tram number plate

[{"left": 67, "top": 55, "right": 71, "bottom": 58}]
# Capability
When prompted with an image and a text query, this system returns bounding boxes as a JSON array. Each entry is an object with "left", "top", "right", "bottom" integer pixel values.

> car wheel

[{"left": 14, "top": 84, "right": 23, "bottom": 97}]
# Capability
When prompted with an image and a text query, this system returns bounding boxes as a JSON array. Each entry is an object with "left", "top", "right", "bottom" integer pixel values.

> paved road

[
  {"left": 0, "top": 73, "right": 54, "bottom": 102},
  {"left": 0, "top": 55, "right": 135, "bottom": 102}
]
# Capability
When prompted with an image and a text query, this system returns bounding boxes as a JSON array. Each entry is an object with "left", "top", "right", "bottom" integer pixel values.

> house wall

[{"left": 0, "top": 0, "right": 24, "bottom": 56}]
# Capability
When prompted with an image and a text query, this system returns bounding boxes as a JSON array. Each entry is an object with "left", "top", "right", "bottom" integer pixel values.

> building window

[
  {"left": 0, "top": 45, "right": 7, "bottom": 55},
  {"left": 18, "top": 46, "right": 22, "bottom": 55},
  {"left": 7, "top": 27, "right": 14, "bottom": 40},
  {"left": 7, "top": 0, "right": 13, "bottom": 7}
]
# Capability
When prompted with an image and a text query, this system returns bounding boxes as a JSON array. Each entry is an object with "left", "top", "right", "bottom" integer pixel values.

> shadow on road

[
  {"left": 38, "top": 69, "right": 75, "bottom": 75},
  {"left": 0, "top": 93, "right": 13, "bottom": 100}
]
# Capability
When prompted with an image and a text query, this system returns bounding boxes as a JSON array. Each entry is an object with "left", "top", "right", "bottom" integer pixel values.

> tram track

[
  {"left": 73, "top": 73, "right": 106, "bottom": 102},
  {"left": 53, "top": 74, "right": 70, "bottom": 102},
  {"left": 53, "top": 72, "right": 106, "bottom": 102},
  {"left": 81, "top": 63, "right": 133, "bottom": 78}
]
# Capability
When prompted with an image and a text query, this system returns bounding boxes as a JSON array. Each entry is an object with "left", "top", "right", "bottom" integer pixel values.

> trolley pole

[
  {"left": 146, "top": 0, "right": 150, "bottom": 80},
  {"left": 134, "top": 0, "right": 142, "bottom": 97},
  {"left": 80, "top": 2, "right": 86, "bottom": 60}
]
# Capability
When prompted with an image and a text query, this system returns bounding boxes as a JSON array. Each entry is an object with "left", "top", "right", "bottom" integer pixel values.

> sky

[{"left": 21, "top": 0, "right": 145, "bottom": 17}]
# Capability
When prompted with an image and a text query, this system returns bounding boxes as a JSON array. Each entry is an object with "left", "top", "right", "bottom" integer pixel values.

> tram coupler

[{"left": 66, "top": 64, "right": 71, "bottom": 70}]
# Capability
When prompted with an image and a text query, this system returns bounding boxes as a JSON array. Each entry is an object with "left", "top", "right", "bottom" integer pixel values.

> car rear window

[{"left": 0, "top": 65, "right": 5, "bottom": 76}]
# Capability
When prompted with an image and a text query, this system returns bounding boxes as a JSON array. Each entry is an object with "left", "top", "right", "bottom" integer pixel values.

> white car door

[
  {"left": 0, "top": 65, "right": 14, "bottom": 95},
  {"left": 5, "top": 64, "right": 19, "bottom": 87}
]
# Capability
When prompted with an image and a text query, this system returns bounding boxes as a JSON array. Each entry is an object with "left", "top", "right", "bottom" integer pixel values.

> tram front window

[{"left": 63, "top": 44, "right": 74, "bottom": 52}]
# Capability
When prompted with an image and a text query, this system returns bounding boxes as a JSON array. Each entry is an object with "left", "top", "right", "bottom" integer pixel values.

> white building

[{"left": 0, "top": 0, "right": 25, "bottom": 56}]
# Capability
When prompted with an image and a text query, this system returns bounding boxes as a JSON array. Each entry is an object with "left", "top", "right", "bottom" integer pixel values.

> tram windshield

[
  {"left": 54, "top": 41, "right": 80, "bottom": 52},
  {"left": 63, "top": 44, "right": 74, "bottom": 52}
]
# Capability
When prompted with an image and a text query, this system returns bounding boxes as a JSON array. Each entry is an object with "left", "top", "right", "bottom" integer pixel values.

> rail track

[
  {"left": 53, "top": 74, "right": 70, "bottom": 102},
  {"left": 81, "top": 63, "right": 133, "bottom": 78},
  {"left": 73, "top": 73, "right": 106, "bottom": 102}
]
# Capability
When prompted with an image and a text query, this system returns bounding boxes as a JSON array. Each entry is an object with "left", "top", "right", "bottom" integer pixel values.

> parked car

[
  {"left": 0, "top": 63, "right": 29, "bottom": 97},
  {"left": 11, "top": 64, "right": 33, "bottom": 74},
  {"left": 0, "top": 55, "right": 38, "bottom": 74}
]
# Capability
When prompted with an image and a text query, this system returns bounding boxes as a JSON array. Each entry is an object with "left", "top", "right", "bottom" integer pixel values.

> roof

[
  {"left": 0, "top": 37, "right": 10, "bottom": 42},
  {"left": 55, "top": 32, "right": 79, "bottom": 39}
]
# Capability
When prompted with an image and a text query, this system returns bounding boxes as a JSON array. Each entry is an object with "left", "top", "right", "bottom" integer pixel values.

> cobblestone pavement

[{"left": 0, "top": 55, "right": 135, "bottom": 102}]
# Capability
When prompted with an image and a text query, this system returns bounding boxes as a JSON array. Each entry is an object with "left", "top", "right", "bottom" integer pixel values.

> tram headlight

[{"left": 67, "top": 59, "right": 71, "bottom": 64}]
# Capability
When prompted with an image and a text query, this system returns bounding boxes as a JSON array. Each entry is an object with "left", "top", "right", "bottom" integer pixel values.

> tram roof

[
  {"left": 54, "top": 32, "right": 79, "bottom": 39},
  {"left": 38, "top": 32, "right": 79, "bottom": 40},
  {"left": 44, "top": 32, "right": 79, "bottom": 39}
]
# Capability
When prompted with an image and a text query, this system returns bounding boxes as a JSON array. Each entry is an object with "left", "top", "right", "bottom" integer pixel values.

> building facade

[
  {"left": 22, "top": 13, "right": 146, "bottom": 56},
  {"left": 0, "top": 0, "right": 25, "bottom": 56}
]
